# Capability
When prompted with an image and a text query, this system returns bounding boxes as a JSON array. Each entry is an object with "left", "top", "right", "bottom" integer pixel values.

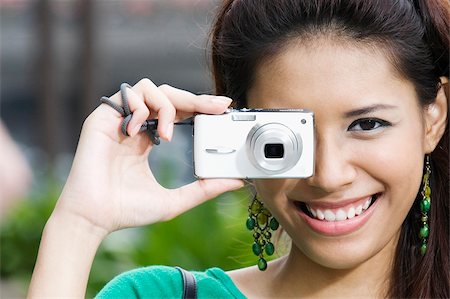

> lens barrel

[{"left": 246, "top": 123, "right": 302, "bottom": 173}]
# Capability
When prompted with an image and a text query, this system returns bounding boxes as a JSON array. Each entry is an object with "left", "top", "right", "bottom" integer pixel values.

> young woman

[{"left": 28, "top": 0, "right": 449, "bottom": 298}]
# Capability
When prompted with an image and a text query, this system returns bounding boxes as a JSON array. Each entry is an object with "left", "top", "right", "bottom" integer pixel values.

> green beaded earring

[
  {"left": 246, "top": 194, "right": 279, "bottom": 271},
  {"left": 419, "top": 155, "right": 431, "bottom": 256}
]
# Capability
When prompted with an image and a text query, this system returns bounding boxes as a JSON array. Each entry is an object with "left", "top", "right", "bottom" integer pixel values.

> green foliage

[
  {"left": 1, "top": 171, "right": 262, "bottom": 297},
  {"left": 0, "top": 179, "right": 61, "bottom": 283}
]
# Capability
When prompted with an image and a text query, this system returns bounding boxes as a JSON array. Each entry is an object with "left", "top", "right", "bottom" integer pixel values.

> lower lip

[{"left": 296, "top": 196, "right": 381, "bottom": 236}]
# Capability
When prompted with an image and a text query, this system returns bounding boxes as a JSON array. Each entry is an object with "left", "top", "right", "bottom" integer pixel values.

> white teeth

[
  {"left": 304, "top": 195, "right": 379, "bottom": 222},
  {"left": 316, "top": 209, "right": 325, "bottom": 220},
  {"left": 307, "top": 205, "right": 318, "bottom": 218},
  {"left": 355, "top": 205, "right": 363, "bottom": 215},
  {"left": 363, "top": 198, "right": 372, "bottom": 210},
  {"left": 347, "top": 207, "right": 356, "bottom": 219},
  {"left": 324, "top": 210, "right": 335, "bottom": 221},
  {"left": 335, "top": 209, "right": 347, "bottom": 221}
]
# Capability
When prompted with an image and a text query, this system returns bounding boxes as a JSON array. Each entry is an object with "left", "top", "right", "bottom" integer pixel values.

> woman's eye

[{"left": 348, "top": 118, "right": 391, "bottom": 132}]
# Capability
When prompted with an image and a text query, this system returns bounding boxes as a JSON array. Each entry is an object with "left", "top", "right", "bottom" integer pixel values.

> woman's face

[{"left": 247, "top": 41, "right": 428, "bottom": 269}]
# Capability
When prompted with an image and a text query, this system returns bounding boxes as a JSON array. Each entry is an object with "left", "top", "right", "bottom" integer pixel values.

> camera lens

[
  {"left": 246, "top": 123, "right": 302, "bottom": 174},
  {"left": 264, "top": 143, "right": 284, "bottom": 159}
]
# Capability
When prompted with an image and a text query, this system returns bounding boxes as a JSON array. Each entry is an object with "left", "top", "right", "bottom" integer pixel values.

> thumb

[{"left": 166, "top": 179, "right": 245, "bottom": 220}]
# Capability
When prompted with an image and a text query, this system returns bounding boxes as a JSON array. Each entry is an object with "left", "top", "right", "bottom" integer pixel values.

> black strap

[{"left": 175, "top": 267, "right": 197, "bottom": 299}]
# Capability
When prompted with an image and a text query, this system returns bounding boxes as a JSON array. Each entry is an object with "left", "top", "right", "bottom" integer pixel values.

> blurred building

[{"left": 1, "top": 0, "right": 219, "bottom": 184}]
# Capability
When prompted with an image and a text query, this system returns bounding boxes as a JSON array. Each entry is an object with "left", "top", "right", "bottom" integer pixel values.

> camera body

[{"left": 193, "top": 109, "right": 314, "bottom": 178}]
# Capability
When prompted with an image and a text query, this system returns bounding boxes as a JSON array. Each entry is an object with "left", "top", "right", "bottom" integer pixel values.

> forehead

[{"left": 247, "top": 40, "right": 416, "bottom": 110}]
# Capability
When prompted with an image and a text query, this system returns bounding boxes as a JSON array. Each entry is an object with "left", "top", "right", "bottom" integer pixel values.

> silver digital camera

[{"left": 193, "top": 109, "right": 314, "bottom": 178}]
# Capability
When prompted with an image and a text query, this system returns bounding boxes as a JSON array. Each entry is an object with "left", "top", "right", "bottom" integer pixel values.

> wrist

[
  {"left": 47, "top": 205, "right": 109, "bottom": 243},
  {"left": 28, "top": 203, "right": 108, "bottom": 297}
]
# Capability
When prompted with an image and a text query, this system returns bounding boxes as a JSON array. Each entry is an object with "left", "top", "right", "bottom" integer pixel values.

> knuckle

[
  {"left": 158, "top": 84, "right": 172, "bottom": 93},
  {"left": 137, "top": 78, "right": 153, "bottom": 89},
  {"left": 134, "top": 107, "right": 149, "bottom": 119},
  {"left": 198, "top": 180, "right": 212, "bottom": 199},
  {"left": 143, "top": 109, "right": 151, "bottom": 120},
  {"left": 163, "top": 104, "right": 176, "bottom": 116},
  {"left": 133, "top": 93, "right": 147, "bottom": 107},
  {"left": 192, "top": 98, "right": 201, "bottom": 110}
]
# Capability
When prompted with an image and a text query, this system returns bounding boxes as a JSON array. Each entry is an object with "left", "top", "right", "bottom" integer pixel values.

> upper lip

[{"left": 288, "top": 194, "right": 377, "bottom": 210}]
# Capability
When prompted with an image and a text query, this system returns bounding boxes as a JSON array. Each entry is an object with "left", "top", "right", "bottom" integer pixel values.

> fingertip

[
  {"left": 126, "top": 102, "right": 150, "bottom": 137},
  {"left": 228, "top": 179, "right": 245, "bottom": 190},
  {"left": 167, "top": 123, "right": 173, "bottom": 141},
  {"left": 166, "top": 122, "right": 174, "bottom": 141},
  {"left": 198, "top": 96, "right": 233, "bottom": 115},
  {"left": 211, "top": 96, "right": 233, "bottom": 106},
  {"left": 130, "top": 124, "right": 142, "bottom": 137},
  {"left": 157, "top": 121, "right": 174, "bottom": 141},
  {"left": 206, "top": 178, "right": 245, "bottom": 192},
  {"left": 127, "top": 114, "right": 146, "bottom": 137}
]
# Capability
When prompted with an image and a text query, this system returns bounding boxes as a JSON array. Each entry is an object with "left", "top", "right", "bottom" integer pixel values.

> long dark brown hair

[{"left": 209, "top": 0, "right": 449, "bottom": 297}]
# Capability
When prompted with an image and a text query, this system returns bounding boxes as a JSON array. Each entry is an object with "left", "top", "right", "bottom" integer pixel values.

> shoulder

[
  {"left": 95, "top": 266, "right": 246, "bottom": 299},
  {"left": 193, "top": 268, "right": 246, "bottom": 298},
  {"left": 226, "top": 257, "right": 287, "bottom": 297}
]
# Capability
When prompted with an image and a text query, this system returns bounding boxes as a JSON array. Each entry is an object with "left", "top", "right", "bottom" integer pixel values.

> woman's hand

[
  {"left": 28, "top": 79, "right": 244, "bottom": 298},
  {"left": 56, "top": 78, "right": 244, "bottom": 235}
]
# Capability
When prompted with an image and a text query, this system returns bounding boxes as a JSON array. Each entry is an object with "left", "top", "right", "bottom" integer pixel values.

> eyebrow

[{"left": 344, "top": 104, "right": 398, "bottom": 118}]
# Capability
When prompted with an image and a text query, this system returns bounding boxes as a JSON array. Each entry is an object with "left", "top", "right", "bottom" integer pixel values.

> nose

[{"left": 305, "top": 134, "right": 357, "bottom": 192}]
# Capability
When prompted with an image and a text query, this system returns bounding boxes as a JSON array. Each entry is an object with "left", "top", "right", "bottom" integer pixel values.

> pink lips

[{"left": 296, "top": 195, "right": 380, "bottom": 236}]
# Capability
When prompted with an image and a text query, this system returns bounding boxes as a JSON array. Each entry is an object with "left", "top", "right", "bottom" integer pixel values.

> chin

[{"left": 292, "top": 233, "right": 394, "bottom": 270}]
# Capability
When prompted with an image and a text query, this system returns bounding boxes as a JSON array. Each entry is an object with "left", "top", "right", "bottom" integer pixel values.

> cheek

[
  {"left": 358, "top": 127, "right": 425, "bottom": 207},
  {"left": 254, "top": 179, "right": 295, "bottom": 210},
  {"left": 254, "top": 179, "right": 288, "bottom": 199}
]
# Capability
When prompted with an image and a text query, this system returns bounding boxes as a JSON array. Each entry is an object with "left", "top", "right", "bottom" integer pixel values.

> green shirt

[{"left": 95, "top": 266, "right": 247, "bottom": 299}]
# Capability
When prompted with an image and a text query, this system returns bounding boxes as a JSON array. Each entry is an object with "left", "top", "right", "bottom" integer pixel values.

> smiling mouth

[{"left": 294, "top": 193, "right": 381, "bottom": 222}]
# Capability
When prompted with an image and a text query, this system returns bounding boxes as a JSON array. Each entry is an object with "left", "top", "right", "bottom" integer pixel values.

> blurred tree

[
  {"left": 80, "top": 0, "right": 95, "bottom": 117},
  {"left": 36, "top": 0, "right": 57, "bottom": 164}
]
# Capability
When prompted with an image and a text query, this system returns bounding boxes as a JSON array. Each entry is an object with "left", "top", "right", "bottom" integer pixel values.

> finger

[
  {"left": 132, "top": 79, "right": 176, "bottom": 141},
  {"left": 165, "top": 179, "right": 244, "bottom": 220},
  {"left": 120, "top": 87, "right": 151, "bottom": 137},
  {"left": 102, "top": 85, "right": 151, "bottom": 137},
  {"left": 158, "top": 84, "right": 233, "bottom": 115}
]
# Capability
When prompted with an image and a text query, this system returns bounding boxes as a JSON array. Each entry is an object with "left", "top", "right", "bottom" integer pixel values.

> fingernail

[
  {"left": 212, "top": 96, "right": 232, "bottom": 105},
  {"left": 132, "top": 124, "right": 141, "bottom": 136},
  {"left": 235, "top": 180, "right": 245, "bottom": 189},
  {"left": 228, "top": 179, "right": 245, "bottom": 191},
  {"left": 165, "top": 122, "right": 174, "bottom": 141}
]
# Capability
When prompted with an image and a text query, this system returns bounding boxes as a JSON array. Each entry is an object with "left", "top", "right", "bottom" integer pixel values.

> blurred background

[{"left": 0, "top": 0, "right": 269, "bottom": 297}]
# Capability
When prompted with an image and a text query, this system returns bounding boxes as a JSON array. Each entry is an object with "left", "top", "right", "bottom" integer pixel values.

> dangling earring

[
  {"left": 419, "top": 155, "right": 431, "bottom": 256},
  {"left": 246, "top": 194, "right": 279, "bottom": 271}
]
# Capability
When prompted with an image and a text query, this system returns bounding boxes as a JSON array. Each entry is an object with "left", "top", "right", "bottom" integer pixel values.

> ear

[{"left": 423, "top": 76, "right": 448, "bottom": 153}]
